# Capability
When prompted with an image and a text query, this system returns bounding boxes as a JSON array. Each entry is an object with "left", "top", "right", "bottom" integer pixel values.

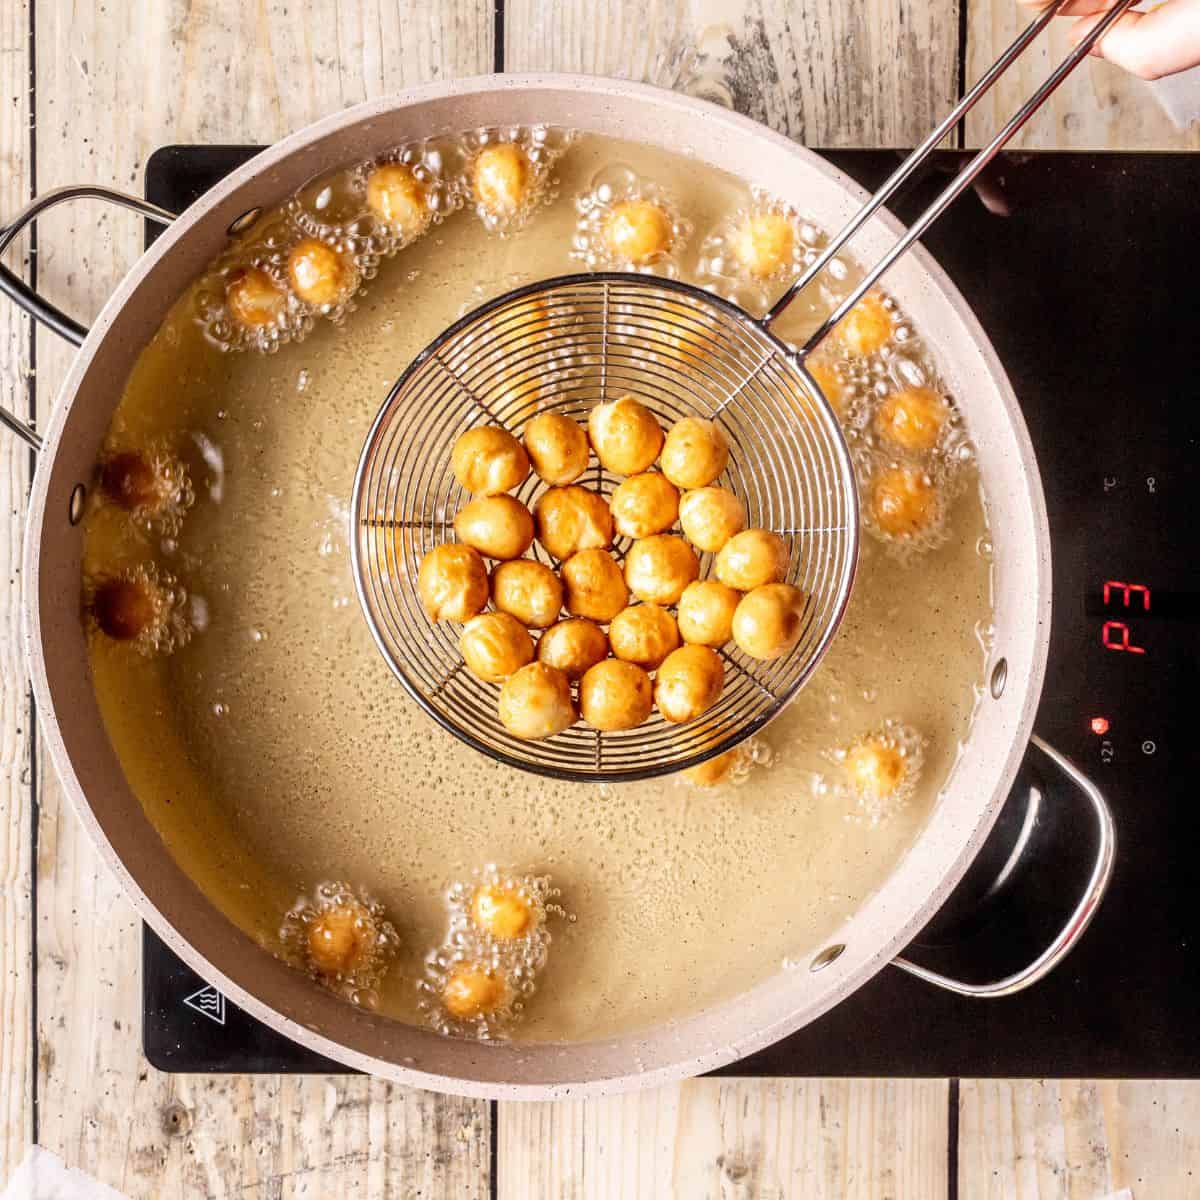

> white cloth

[{"left": 1, "top": 1149, "right": 129, "bottom": 1200}]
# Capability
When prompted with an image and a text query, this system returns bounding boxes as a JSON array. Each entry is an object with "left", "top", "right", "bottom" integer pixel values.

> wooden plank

[
  {"left": 965, "top": 2, "right": 1200, "bottom": 150},
  {"left": 959, "top": 1079, "right": 1200, "bottom": 1199},
  {"left": 497, "top": 1078, "right": 950, "bottom": 1199},
  {"left": 29, "top": 2, "right": 493, "bottom": 1196},
  {"left": 505, "top": 0, "right": 961, "bottom": 146},
  {"left": 500, "top": 7, "right": 957, "bottom": 1194},
  {"left": 17, "top": 2, "right": 1200, "bottom": 1196},
  {"left": 0, "top": 0, "right": 33, "bottom": 1189},
  {"left": 33, "top": 845, "right": 492, "bottom": 1197}
]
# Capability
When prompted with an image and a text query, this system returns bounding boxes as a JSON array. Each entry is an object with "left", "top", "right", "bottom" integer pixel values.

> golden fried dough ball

[
  {"left": 99, "top": 452, "right": 160, "bottom": 511},
  {"left": 609, "top": 604, "right": 680, "bottom": 670},
  {"left": 417, "top": 543, "right": 489, "bottom": 622},
  {"left": 561, "top": 549, "right": 628, "bottom": 623},
  {"left": 715, "top": 529, "right": 789, "bottom": 591},
  {"left": 472, "top": 143, "right": 530, "bottom": 216},
  {"left": 834, "top": 291, "right": 894, "bottom": 357},
  {"left": 731, "top": 211, "right": 795, "bottom": 279},
  {"left": 869, "top": 465, "right": 940, "bottom": 538},
  {"left": 845, "top": 738, "right": 906, "bottom": 801},
  {"left": 732, "top": 583, "right": 807, "bottom": 660},
  {"left": 459, "top": 611, "right": 535, "bottom": 683},
  {"left": 91, "top": 577, "right": 157, "bottom": 641},
  {"left": 603, "top": 199, "right": 673, "bottom": 265},
  {"left": 491, "top": 560, "right": 563, "bottom": 628},
  {"left": 624, "top": 534, "right": 700, "bottom": 605},
  {"left": 588, "top": 396, "right": 664, "bottom": 476},
  {"left": 684, "top": 749, "right": 737, "bottom": 788},
  {"left": 511, "top": 295, "right": 551, "bottom": 338},
  {"left": 523, "top": 412, "right": 590, "bottom": 485},
  {"left": 875, "top": 386, "right": 948, "bottom": 452},
  {"left": 534, "top": 486, "right": 612, "bottom": 560},
  {"left": 365, "top": 162, "right": 428, "bottom": 236},
  {"left": 443, "top": 962, "right": 508, "bottom": 1019},
  {"left": 676, "top": 580, "right": 740, "bottom": 648},
  {"left": 677, "top": 487, "right": 746, "bottom": 553},
  {"left": 498, "top": 662, "right": 576, "bottom": 739},
  {"left": 451, "top": 427, "right": 530, "bottom": 495},
  {"left": 286, "top": 237, "right": 355, "bottom": 307},
  {"left": 579, "top": 659, "right": 654, "bottom": 731},
  {"left": 307, "top": 901, "right": 370, "bottom": 976},
  {"left": 537, "top": 618, "right": 608, "bottom": 679},
  {"left": 655, "top": 645, "right": 724, "bottom": 724},
  {"left": 225, "top": 266, "right": 287, "bottom": 329},
  {"left": 454, "top": 495, "right": 535, "bottom": 560},
  {"left": 493, "top": 302, "right": 551, "bottom": 397},
  {"left": 610, "top": 472, "right": 680, "bottom": 540},
  {"left": 660, "top": 418, "right": 729, "bottom": 490},
  {"left": 807, "top": 357, "right": 847, "bottom": 415},
  {"left": 653, "top": 300, "right": 706, "bottom": 359},
  {"left": 471, "top": 884, "right": 537, "bottom": 940}
]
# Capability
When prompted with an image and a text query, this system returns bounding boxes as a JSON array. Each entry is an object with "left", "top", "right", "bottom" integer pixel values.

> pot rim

[{"left": 21, "top": 72, "right": 1051, "bottom": 1098}]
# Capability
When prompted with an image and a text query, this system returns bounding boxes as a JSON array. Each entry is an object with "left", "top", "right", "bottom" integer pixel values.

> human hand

[{"left": 1020, "top": 0, "right": 1200, "bottom": 79}]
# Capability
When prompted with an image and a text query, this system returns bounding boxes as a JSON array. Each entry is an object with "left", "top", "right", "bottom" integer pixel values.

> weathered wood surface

[
  {"left": 0, "top": 0, "right": 33, "bottom": 1190},
  {"left": 506, "top": 0, "right": 961, "bottom": 146},
  {"left": 959, "top": 1079, "right": 1200, "bottom": 1199},
  {"left": 0, "top": 0, "right": 1198, "bottom": 1195},
  {"left": 965, "top": 0, "right": 1200, "bottom": 149},
  {"left": 498, "top": 1078, "right": 951, "bottom": 1199},
  {"left": 26, "top": 1, "right": 494, "bottom": 1197}
]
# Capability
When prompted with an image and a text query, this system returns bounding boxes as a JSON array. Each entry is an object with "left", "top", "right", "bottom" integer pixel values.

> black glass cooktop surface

[{"left": 141, "top": 145, "right": 1197, "bottom": 1076}]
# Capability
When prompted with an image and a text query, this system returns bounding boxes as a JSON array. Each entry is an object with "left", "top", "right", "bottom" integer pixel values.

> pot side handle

[
  {"left": 891, "top": 734, "right": 1116, "bottom": 998},
  {"left": 0, "top": 185, "right": 175, "bottom": 451}
]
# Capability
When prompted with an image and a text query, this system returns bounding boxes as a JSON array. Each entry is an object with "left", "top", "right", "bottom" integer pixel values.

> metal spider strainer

[
  {"left": 351, "top": 0, "right": 1133, "bottom": 782},
  {"left": 353, "top": 275, "right": 854, "bottom": 781}
]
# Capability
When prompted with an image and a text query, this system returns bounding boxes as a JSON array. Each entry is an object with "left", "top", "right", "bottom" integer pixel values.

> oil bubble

[
  {"left": 417, "top": 866, "right": 565, "bottom": 1041},
  {"left": 571, "top": 171, "right": 691, "bottom": 277},
  {"left": 82, "top": 562, "right": 194, "bottom": 657},
  {"left": 278, "top": 881, "right": 401, "bottom": 1008},
  {"left": 831, "top": 718, "right": 926, "bottom": 828}
]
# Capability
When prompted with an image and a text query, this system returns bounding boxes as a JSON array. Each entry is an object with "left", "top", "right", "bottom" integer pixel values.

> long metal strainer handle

[{"left": 762, "top": 0, "right": 1139, "bottom": 352}]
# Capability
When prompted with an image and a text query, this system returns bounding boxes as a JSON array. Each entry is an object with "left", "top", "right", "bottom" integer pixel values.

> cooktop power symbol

[{"left": 183, "top": 985, "right": 226, "bottom": 1026}]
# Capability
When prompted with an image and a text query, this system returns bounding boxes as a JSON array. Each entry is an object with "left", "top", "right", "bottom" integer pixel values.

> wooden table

[{"left": 2, "top": 3, "right": 1198, "bottom": 1196}]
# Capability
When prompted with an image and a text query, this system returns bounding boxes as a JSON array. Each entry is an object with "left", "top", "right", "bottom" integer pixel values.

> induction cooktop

[{"left": 141, "top": 145, "right": 1197, "bottom": 1077}]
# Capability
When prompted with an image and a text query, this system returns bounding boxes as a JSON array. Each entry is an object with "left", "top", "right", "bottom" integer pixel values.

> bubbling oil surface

[{"left": 83, "top": 134, "right": 993, "bottom": 1041}]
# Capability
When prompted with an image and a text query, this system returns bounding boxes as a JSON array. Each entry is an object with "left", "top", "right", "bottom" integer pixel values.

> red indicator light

[{"left": 1091, "top": 716, "right": 1111, "bottom": 736}]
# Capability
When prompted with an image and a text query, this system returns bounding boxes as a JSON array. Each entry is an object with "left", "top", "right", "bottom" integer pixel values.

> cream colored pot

[{"left": 0, "top": 76, "right": 1113, "bottom": 1098}]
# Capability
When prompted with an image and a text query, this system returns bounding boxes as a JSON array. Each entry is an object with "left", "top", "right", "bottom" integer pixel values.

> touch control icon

[{"left": 183, "top": 984, "right": 226, "bottom": 1026}]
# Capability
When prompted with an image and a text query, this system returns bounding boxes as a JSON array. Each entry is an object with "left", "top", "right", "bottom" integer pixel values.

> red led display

[
  {"left": 1102, "top": 620, "right": 1146, "bottom": 654},
  {"left": 1103, "top": 580, "right": 1151, "bottom": 611},
  {"left": 1099, "top": 580, "right": 1151, "bottom": 655}
]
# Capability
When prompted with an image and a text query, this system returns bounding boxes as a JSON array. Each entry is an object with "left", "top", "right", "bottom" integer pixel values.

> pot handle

[
  {"left": 0, "top": 185, "right": 176, "bottom": 451},
  {"left": 891, "top": 734, "right": 1115, "bottom": 998}
]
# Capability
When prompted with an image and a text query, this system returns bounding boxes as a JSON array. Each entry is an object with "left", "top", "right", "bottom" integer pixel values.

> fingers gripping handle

[{"left": 759, "top": 0, "right": 1141, "bottom": 353}]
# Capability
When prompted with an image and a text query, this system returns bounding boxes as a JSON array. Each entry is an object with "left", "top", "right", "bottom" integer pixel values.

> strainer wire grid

[
  {"left": 351, "top": 273, "right": 859, "bottom": 783},
  {"left": 349, "top": 0, "right": 1136, "bottom": 782}
]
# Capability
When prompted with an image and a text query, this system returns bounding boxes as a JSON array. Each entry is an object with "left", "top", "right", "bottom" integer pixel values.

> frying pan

[{"left": 0, "top": 72, "right": 1113, "bottom": 1097}]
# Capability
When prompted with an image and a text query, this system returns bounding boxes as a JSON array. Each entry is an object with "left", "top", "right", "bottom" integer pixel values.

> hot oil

[{"left": 83, "top": 134, "right": 992, "bottom": 1040}]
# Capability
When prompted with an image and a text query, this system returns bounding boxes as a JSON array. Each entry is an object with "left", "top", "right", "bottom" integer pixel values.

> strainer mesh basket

[{"left": 351, "top": 274, "right": 858, "bottom": 782}]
